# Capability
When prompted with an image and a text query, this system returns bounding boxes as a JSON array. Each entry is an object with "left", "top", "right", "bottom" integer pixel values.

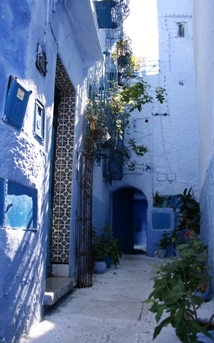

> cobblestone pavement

[{"left": 20, "top": 255, "right": 214, "bottom": 343}]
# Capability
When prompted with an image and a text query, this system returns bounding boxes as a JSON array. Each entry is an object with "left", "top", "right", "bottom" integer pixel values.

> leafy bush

[
  {"left": 92, "top": 223, "right": 122, "bottom": 267},
  {"left": 145, "top": 233, "right": 212, "bottom": 343}
]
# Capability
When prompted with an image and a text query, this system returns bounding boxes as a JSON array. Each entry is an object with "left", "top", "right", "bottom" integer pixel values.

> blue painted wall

[
  {"left": 200, "top": 155, "right": 214, "bottom": 281},
  {"left": 193, "top": 1, "right": 214, "bottom": 285},
  {"left": 0, "top": 0, "right": 103, "bottom": 341},
  {"left": 92, "top": 164, "right": 110, "bottom": 232}
]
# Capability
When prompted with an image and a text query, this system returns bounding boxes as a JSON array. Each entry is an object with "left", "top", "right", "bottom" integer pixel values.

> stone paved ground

[{"left": 20, "top": 255, "right": 214, "bottom": 343}]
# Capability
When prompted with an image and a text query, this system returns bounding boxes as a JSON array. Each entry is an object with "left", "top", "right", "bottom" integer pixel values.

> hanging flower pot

[{"left": 117, "top": 55, "right": 129, "bottom": 68}]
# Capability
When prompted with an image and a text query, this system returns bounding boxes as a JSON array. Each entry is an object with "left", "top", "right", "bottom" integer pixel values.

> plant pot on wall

[{"left": 161, "top": 199, "right": 168, "bottom": 208}]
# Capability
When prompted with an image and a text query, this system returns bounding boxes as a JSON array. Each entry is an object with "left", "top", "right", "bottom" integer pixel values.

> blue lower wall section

[
  {"left": 0, "top": 228, "right": 46, "bottom": 343},
  {"left": 92, "top": 196, "right": 110, "bottom": 231},
  {"left": 200, "top": 154, "right": 214, "bottom": 282}
]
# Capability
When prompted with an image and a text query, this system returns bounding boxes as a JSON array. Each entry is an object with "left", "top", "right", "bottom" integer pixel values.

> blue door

[
  {"left": 134, "top": 199, "right": 147, "bottom": 249},
  {"left": 112, "top": 188, "right": 134, "bottom": 254}
]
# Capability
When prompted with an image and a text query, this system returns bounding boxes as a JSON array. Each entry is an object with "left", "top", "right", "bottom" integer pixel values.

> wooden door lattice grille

[{"left": 76, "top": 153, "right": 93, "bottom": 287}]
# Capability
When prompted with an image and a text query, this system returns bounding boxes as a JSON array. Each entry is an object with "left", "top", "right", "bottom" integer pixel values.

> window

[{"left": 177, "top": 22, "right": 185, "bottom": 37}]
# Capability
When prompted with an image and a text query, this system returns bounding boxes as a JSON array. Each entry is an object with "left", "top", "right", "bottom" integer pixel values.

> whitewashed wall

[
  {"left": 112, "top": 0, "right": 199, "bottom": 207},
  {"left": 193, "top": 0, "right": 214, "bottom": 278}
]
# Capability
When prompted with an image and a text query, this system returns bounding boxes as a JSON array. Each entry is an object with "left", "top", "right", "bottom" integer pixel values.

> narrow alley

[{"left": 19, "top": 255, "right": 214, "bottom": 343}]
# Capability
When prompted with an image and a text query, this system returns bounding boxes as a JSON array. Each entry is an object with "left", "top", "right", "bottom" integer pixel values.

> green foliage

[
  {"left": 145, "top": 233, "right": 212, "bottom": 343},
  {"left": 176, "top": 188, "right": 200, "bottom": 235},
  {"left": 85, "top": 79, "right": 166, "bottom": 170},
  {"left": 116, "top": 38, "right": 132, "bottom": 56},
  {"left": 120, "top": 79, "right": 153, "bottom": 112},
  {"left": 159, "top": 232, "right": 173, "bottom": 249},
  {"left": 155, "top": 87, "right": 166, "bottom": 104},
  {"left": 153, "top": 192, "right": 171, "bottom": 207},
  {"left": 127, "top": 138, "right": 148, "bottom": 156},
  {"left": 92, "top": 223, "right": 122, "bottom": 267}
]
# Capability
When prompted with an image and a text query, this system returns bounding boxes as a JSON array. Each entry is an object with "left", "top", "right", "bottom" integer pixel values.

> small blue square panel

[
  {"left": 4, "top": 76, "right": 32, "bottom": 130},
  {"left": 152, "top": 212, "right": 171, "bottom": 230}
]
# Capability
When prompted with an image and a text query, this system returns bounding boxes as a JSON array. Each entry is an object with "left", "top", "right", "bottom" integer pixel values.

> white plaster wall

[
  {"left": 112, "top": 0, "right": 199, "bottom": 206},
  {"left": 157, "top": 0, "right": 192, "bottom": 16},
  {"left": 193, "top": 1, "right": 214, "bottom": 188},
  {"left": 193, "top": 0, "right": 214, "bottom": 278}
]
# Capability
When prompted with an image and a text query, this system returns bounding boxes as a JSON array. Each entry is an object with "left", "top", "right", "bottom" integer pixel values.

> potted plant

[
  {"left": 116, "top": 38, "right": 132, "bottom": 68},
  {"left": 85, "top": 68, "right": 166, "bottom": 175},
  {"left": 92, "top": 223, "right": 122, "bottom": 273},
  {"left": 145, "top": 232, "right": 213, "bottom": 343},
  {"left": 92, "top": 231, "right": 108, "bottom": 274},
  {"left": 156, "top": 232, "right": 173, "bottom": 258},
  {"left": 104, "top": 234, "right": 122, "bottom": 268},
  {"left": 176, "top": 187, "right": 200, "bottom": 234},
  {"left": 153, "top": 192, "right": 172, "bottom": 208}
]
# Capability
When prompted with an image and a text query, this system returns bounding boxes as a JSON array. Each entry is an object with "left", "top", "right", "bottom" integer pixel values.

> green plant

[
  {"left": 145, "top": 233, "right": 212, "bottom": 343},
  {"left": 92, "top": 224, "right": 122, "bottom": 267},
  {"left": 153, "top": 192, "right": 172, "bottom": 207},
  {"left": 159, "top": 232, "right": 173, "bottom": 249},
  {"left": 153, "top": 192, "right": 165, "bottom": 207},
  {"left": 176, "top": 188, "right": 200, "bottom": 234},
  {"left": 85, "top": 79, "right": 166, "bottom": 171}
]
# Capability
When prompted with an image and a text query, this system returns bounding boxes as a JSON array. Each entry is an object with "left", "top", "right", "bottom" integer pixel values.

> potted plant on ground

[
  {"left": 145, "top": 232, "right": 213, "bottom": 343},
  {"left": 176, "top": 187, "right": 200, "bottom": 234},
  {"left": 156, "top": 232, "right": 173, "bottom": 258},
  {"left": 92, "top": 223, "right": 122, "bottom": 273},
  {"left": 92, "top": 231, "right": 108, "bottom": 274}
]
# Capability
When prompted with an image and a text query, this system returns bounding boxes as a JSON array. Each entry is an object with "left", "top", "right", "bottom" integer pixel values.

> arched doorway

[{"left": 112, "top": 187, "right": 148, "bottom": 254}]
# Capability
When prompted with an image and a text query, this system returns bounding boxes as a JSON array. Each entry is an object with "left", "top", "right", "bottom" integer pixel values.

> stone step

[{"left": 43, "top": 277, "right": 76, "bottom": 306}]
